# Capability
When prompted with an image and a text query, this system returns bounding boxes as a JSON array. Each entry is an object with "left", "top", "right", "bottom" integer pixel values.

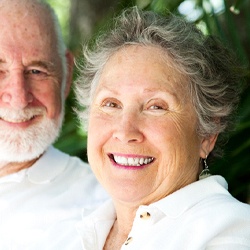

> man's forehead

[
  {"left": 0, "top": 3, "right": 57, "bottom": 49},
  {"left": 0, "top": 0, "right": 52, "bottom": 28},
  {"left": 0, "top": 0, "right": 45, "bottom": 10}
]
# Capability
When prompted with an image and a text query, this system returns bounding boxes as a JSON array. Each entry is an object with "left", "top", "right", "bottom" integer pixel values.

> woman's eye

[
  {"left": 146, "top": 99, "right": 168, "bottom": 111},
  {"left": 148, "top": 104, "right": 168, "bottom": 111},
  {"left": 146, "top": 101, "right": 169, "bottom": 114},
  {"left": 149, "top": 105, "right": 164, "bottom": 110},
  {"left": 105, "top": 102, "right": 116, "bottom": 107},
  {"left": 102, "top": 100, "right": 121, "bottom": 109}
]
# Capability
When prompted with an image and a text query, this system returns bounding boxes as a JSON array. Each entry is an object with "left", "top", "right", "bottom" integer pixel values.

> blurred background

[{"left": 46, "top": 0, "right": 250, "bottom": 203}]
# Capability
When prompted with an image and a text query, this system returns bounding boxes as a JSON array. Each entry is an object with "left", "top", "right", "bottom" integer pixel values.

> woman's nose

[
  {"left": 1, "top": 73, "right": 33, "bottom": 109},
  {"left": 112, "top": 112, "right": 144, "bottom": 143}
]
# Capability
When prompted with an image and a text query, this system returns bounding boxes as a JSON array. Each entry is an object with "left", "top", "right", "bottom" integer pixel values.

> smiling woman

[
  {"left": 75, "top": 6, "right": 250, "bottom": 250},
  {"left": 86, "top": 45, "right": 202, "bottom": 205}
]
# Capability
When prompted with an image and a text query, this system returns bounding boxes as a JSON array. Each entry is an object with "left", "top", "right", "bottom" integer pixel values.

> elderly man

[{"left": 0, "top": 0, "right": 107, "bottom": 249}]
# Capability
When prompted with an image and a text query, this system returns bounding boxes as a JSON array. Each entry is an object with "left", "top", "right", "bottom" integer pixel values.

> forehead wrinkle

[
  {"left": 98, "top": 71, "right": 180, "bottom": 96},
  {"left": 95, "top": 83, "right": 119, "bottom": 95},
  {"left": 143, "top": 84, "right": 177, "bottom": 96},
  {"left": 143, "top": 87, "right": 179, "bottom": 103},
  {"left": 0, "top": 58, "right": 56, "bottom": 72}
]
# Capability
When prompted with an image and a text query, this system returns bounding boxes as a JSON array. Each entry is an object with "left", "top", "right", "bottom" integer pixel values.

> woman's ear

[
  {"left": 200, "top": 134, "right": 218, "bottom": 158},
  {"left": 64, "top": 50, "right": 74, "bottom": 98}
]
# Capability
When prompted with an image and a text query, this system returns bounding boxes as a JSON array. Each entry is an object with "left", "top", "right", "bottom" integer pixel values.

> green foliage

[
  {"left": 53, "top": 0, "right": 250, "bottom": 202},
  {"left": 192, "top": 0, "right": 250, "bottom": 202},
  {"left": 45, "top": 0, "right": 70, "bottom": 43}
]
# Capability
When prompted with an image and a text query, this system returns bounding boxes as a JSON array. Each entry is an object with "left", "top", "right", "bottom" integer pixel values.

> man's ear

[
  {"left": 200, "top": 134, "right": 218, "bottom": 158},
  {"left": 64, "top": 50, "right": 74, "bottom": 98}
]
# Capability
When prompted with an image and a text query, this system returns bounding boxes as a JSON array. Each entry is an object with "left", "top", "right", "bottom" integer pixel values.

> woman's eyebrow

[{"left": 96, "top": 84, "right": 119, "bottom": 95}]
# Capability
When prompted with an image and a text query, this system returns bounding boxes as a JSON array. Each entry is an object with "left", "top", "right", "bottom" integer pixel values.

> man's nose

[
  {"left": 1, "top": 73, "right": 33, "bottom": 109},
  {"left": 112, "top": 111, "right": 144, "bottom": 144}
]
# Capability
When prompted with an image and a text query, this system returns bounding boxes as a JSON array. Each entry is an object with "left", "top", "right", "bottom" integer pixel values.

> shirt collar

[
  {"left": 77, "top": 176, "right": 229, "bottom": 248},
  {"left": 78, "top": 175, "right": 228, "bottom": 222},
  {"left": 26, "top": 146, "right": 69, "bottom": 184},
  {"left": 0, "top": 146, "right": 68, "bottom": 184},
  {"left": 77, "top": 200, "right": 115, "bottom": 249},
  {"left": 78, "top": 176, "right": 228, "bottom": 223},
  {"left": 152, "top": 175, "right": 228, "bottom": 218},
  {"left": 0, "top": 168, "right": 28, "bottom": 184}
]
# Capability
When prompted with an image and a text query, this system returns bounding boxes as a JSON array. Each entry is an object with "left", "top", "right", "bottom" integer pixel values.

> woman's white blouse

[{"left": 77, "top": 175, "right": 250, "bottom": 250}]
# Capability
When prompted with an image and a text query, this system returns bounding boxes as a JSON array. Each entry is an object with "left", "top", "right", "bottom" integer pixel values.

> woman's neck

[{"left": 103, "top": 202, "right": 138, "bottom": 250}]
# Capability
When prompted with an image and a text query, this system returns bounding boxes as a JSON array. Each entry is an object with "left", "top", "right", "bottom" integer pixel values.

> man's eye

[
  {"left": 25, "top": 69, "right": 47, "bottom": 75},
  {"left": 30, "top": 69, "right": 42, "bottom": 74},
  {"left": 24, "top": 69, "right": 48, "bottom": 79}
]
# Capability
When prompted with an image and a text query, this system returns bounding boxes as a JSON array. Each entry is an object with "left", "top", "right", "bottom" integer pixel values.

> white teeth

[
  {"left": 139, "top": 158, "right": 144, "bottom": 165},
  {"left": 128, "top": 158, "right": 134, "bottom": 165},
  {"left": 113, "top": 155, "right": 154, "bottom": 166},
  {"left": 134, "top": 158, "right": 139, "bottom": 165}
]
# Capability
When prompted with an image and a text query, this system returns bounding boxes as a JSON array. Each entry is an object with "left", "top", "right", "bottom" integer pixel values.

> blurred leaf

[
  {"left": 149, "top": 0, "right": 185, "bottom": 13},
  {"left": 230, "top": 0, "right": 248, "bottom": 14}
]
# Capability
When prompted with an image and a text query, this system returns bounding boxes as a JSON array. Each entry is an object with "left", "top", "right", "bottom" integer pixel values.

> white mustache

[{"left": 0, "top": 107, "right": 46, "bottom": 121}]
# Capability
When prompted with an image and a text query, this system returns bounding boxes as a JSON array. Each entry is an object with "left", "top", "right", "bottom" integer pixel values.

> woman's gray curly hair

[{"left": 75, "top": 6, "right": 244, "bottom": 158}]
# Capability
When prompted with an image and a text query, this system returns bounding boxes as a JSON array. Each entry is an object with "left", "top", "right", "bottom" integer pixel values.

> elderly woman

[{"left": 75, "top": 6, "right": 250, "bottom": 250}]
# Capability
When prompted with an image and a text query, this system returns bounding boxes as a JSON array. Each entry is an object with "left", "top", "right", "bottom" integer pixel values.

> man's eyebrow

[
  {"left": 0, "top": 59, "right": 56, "bottom": 72},
  {"left": 28, "top": 60, "right": 56, "bottom": 71}
]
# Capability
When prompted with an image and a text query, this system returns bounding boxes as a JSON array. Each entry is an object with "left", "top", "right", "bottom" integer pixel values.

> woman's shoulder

[{"left": 190, "top": 177, "right": 250, "bottom": 221}]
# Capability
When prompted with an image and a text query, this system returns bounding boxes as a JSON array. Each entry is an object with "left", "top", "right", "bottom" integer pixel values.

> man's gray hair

[{"left": 36, "top": 0, "right": 68, "bottom": 92}]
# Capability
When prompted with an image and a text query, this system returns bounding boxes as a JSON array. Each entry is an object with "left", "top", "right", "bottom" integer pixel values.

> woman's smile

[{"left": 108, "top": 153, "right": 155, "bottom": 169}]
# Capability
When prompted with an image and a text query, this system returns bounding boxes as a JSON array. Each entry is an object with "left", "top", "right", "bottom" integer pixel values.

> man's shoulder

[
  {"left": 26, "top": 146, "right": 93, "bottom": 184},
  {"left": 48, "top": 146, "right": 93, "bottom": 176},
  {"left": 46, "top": 146, "right": 90, "bottom": 168},
  {"left": 37, "top": 147, "right": 108, "bottom": 203}
]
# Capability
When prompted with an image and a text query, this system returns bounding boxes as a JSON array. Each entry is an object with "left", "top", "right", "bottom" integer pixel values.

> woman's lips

[{"left": 109, "top": 153, "right": 155, "bottom": 169}]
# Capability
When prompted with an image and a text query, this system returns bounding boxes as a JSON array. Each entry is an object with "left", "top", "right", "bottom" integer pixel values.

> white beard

[{"left": 0, "top": 107, "right": 64, "bottom": 163}]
